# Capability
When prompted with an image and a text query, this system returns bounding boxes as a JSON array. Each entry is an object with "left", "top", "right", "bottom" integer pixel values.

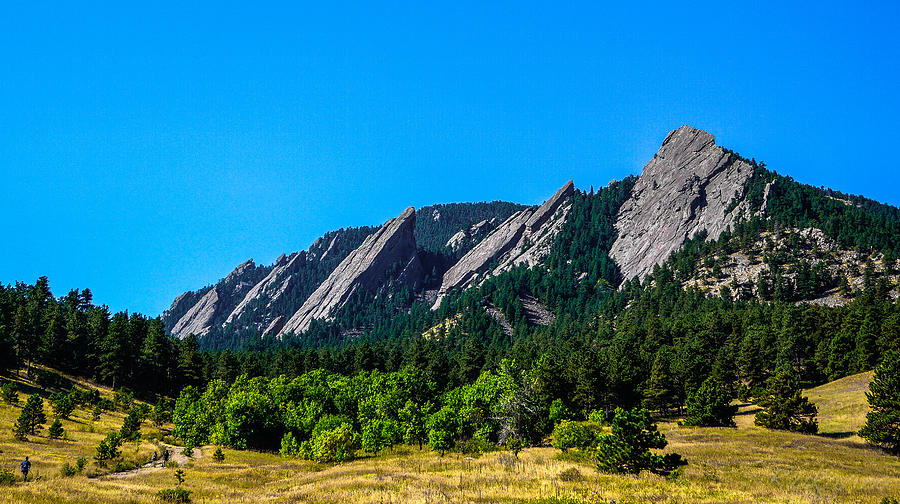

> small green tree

[
  {"left": 91, "top": 404, "right": 102, "bottom": 422},
  {"left": 754, "top": 371, "right": 818, "bottom": 434},
  {"left": 551, "top": 420, "right": 595, "bottom": 452},
  {"left": 17, "top": 394, "right": 47, "bottom": 435},
  {"left": 504, "top": 436, "right": 523, "bottom": 458},
  {"left": 152, "top": 399, "right": 171, "bottom": 426},
  {"left": 682, "top": 377, "right": 738, "bottom": 427},
  {"left": 120, "top": 407, "right": 143, "bottom": 441},
  {"left": 280, "top": 432, "right": 301, "bottom": 458},
  {"left": 95, "top": 431, "right": 123, "bottom": 467},
  {"left": 50, "top": 392, "right": 75, "bottom": 420},
  {"left": 427, "top": 408, "right": 457, "bottom": 456},
  {"left": 361, "top": 419, "right": 386, "bottom": 455},
  {"left": 311, "top": 423, "right": 358, "bottom": 463},
  {"left": 548, "top": 399, "right": 574, "bottom": 426},
  {"left": 859, "top": 350, "right": 900, "bottom": 453},
  {"left": 1, "top": 382, "right": 18, "bottom": 404},
  {"left": 212, "top": 446, "right": 225, "bottom": 462},
  {"left": 595, "top": 408, "right": 685, "bottom": 475},
  {"left": 48, "top": 418, "right": 64, "bottom": 439}
]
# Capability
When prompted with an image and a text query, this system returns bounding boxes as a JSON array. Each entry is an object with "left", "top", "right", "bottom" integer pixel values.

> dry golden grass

[{"left": 0, "top": 370, "right": 897, "bottom": 503}]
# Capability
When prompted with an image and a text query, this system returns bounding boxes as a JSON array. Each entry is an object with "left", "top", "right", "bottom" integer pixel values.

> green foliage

[
  {"left": 152, "top": 399, "right": 171, "bottom": 426},
  {"left": 76, "top": 457, "right": 87, "bottom": 472},
  {"left": 504, "top": 436, "right": 523, "bottom": 458},
  {"left": 156, "top": 488, "right": 192, "bottom": 504},
  {"left": 60, "top": 461, "right": 78, "bottom": 477},
  {"left": 595, "top": 408, "right": 685, "bottom": 476},
  {"left": 682, "top": 377, "right": 737, "bottom": 427},
  {"left": 754, "top": 371, "right": 818, "bottom": 434},
  {"left": 95, "top": 431, "right": 123, "bottom": 467},
  {"left": 48, "top": 417, "right": 64, "bottom": 439},
  {"left": 548, "top": 399, "right": 574, "bottom": 426},
  {"left": 280, "top": 432, "right": 301, "bottom": 458},
  {"left": 212, "top": 446, "right": 225, "bottom": 462},
  {"left": 0, "top": 470, "right": 18, "bottom": 485},
  {"left": 120, "top": 407, "right": 143, "bottom": 441},
  {"left": 174, "top": 468, "right": 186, "bottom": 485},
  {"left": 309, "top": 422, "right": 358, "bottom": 463},
  {"left": 551, "top": 420, "right": 595, "bottom": 452},
  {"left": 16, "top": 393, "right": 46, "bottom": 435},
  {"left": 859, "top": 351, "right": 900, "bottom": 453},
  {"left": 1, "top": 382, "right": 18, "bottom": 404},
  {"left": 50, "top": 391, "right": 75, "bottom": 419},
  {"left": 91, "top": 404, "right": 102, "bottom": 422}
]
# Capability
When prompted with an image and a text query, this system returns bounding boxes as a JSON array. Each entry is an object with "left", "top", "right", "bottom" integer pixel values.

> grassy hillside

[{"left": 0, "top": 369, "right": 897, "bottom": 504}]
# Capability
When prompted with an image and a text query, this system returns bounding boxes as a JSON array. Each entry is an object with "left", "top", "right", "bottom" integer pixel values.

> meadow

[{"left": 0, "top": 369, "right": 897, "bottom": 504}]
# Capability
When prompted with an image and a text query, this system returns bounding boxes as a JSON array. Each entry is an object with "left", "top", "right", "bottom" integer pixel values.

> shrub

[
  {"left": 114, "top": 389, "right": 134, "bottom": 412},
  {"left": 754, "top": 371, "right": 818, "bottom": 434},
  {"left": 310, "top": 423, "right": 358, "bottom": 463},
  {"left": 156, "top": 488, "right": 192, "bottom": 503},
  {"left": 60, "top": 462, "right": 78, "bottom": 477},
  {"left": 48, "top": 418, "right": 65, "bottom": 439},
  {"left": 95, "top": 431, "right": 123, "bottom": 467},
  {"left": 120, "top": 407, "right": 143, "bottom": 441},
  {"left": 76, "top": 457, "right": 88, "bottom": 472},
  {"left": 280, "top": 432, "right": 301, "bottom": 458},
  {"left": 0, "top": 470, "right": 17, "bottom": 485},
  {"left": 92, "top": 405, "right": 102, "bottom": 422},
  {"left": 1, "top": 382, "right": 18, "bottom": 404},
  {"left": 557, "top": 467, "right": 583, "bottom": 482},
  {"left": 595, "top": 408, "right": 685, "bottom": 476},
  {"left": 504, "top": 436, "right": 523, "bottom": 458},
  {"left": 548, "top": 399, "right": 574, "bottom": 426},
  {"left": 50, "top": 391, "right": 75, "bottom": 419},
  {"left": 587, "top": 410, "right": 606, "bottom": 424},
  {"left": 859, "top": 351, "right": 900, "bottom": 453},
  {"left": 551, "top": 420, "right": 595, "bottom": 452},
  {"left": 212, "top": 446, "right": 225, "bottom": 462},
  {"left": 682, "top": 377, "right": 738, "bottom": 427}
]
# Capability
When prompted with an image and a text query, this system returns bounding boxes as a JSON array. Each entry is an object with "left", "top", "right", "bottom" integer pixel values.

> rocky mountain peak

[
  {"left": 609, "top": 125, "right": 755, "bottom": 281},
  {"left": 277, "top": 206, "right": 422, "bottom": 336}
]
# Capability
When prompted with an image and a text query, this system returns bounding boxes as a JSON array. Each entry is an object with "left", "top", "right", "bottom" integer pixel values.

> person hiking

[
  {"left": 162, "top": 449, "right": 169, "bottom": 464},
  {"left": 21, "top": 456, "right": 30, "bottom": 482},
  {"left": 151, "top": 451, "right": 158, "bottom": 466}
]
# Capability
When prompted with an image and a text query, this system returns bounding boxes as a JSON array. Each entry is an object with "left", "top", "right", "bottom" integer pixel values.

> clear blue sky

[{"left": 1, "top": 1, "right": 898, "bottom": 316}]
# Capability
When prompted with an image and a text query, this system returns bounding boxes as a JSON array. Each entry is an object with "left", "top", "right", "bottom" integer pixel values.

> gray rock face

[
  {"left": 432, "top": 181, "right": 574, "bottom": 309},
  {"left": 278, "top": 207, "right": 422, "bottom": 336},
  {"left": 170, "top": 285, "right": 219, "bottom": 339},
  {"left": 609, "top": 125, "right": 754, "bottom": 281},
  {"left": 445, "top": 218, "right": 499, "bottom": 252},
  {"left": 224, "top": 252, "right": 305, "bottom": 329}
]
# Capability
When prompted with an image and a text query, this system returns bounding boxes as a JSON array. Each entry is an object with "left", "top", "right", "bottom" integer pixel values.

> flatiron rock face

[
  {"left": 432, "top": 181, "right": 574, "bottom": 309},
  {"left": 278, "top": 207, "right": 422, "bottom": 336},
  {"left": 609, "top": 125, "right": 755, "bottom": 282}
]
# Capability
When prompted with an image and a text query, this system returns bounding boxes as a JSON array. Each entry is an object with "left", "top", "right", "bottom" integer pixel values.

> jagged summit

[
  {"left": 609, "top": 125, "right": 756, "bottom": 281},
  {"left": 277, "top": 206, "right": 422, "bottom": 336}
]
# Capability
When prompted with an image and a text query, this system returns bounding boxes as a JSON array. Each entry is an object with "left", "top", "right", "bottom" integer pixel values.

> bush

[
  {"left": 504, "top": 436, "right": 523, "bottom": 458},
  {"left": 860, "top": 351, "right": 900, "bottom": 453},
  {"left": 50, "top": 391, "right": 75, "bottom": 419},
  {"left": 754, "top": 371, "right": 818, "bottom": 434},
  {"left": 60, "top": 462, "right": 78, "bottom": 477},
  {"left": 551, "top": 420, "right": 595, "bottom": 452},
  {"left": 548, "top": 399, "right": 574, "bottom": 426},
  {"left": 310, "top": 423, "right": 358, "bottom": 463},
  {"left": 156, "top": 488, "right": 192, "bottom": 503},
  {"left": 280, "top": 432, "right": 301, "bottom": 458},
  {"left": 682, "top": 377, "right": 738, "bottom": 427},
  {"left": 587, "top": 410, "right": 606, "bottom": 424},
  {"left": 0, "top": 470, "right": 18, "bottom": 485},
  {"left": 120, "top": 407, "right": 143, "bottom": 441},
  {"left": 95, "top": 431, "right": 123, "bottom": 467},
  {"left": 557, "top": 467, "right": 583, "bottom": 482},
  {"left": 595, "top": 408, "right": 685, "bottom": 476},
  {"left": 212, "top": 446, "right": 225, "bottom": 462},
  {"left": 76, "top": 457, "right": 88, "bottom": 472},
  {"left": 48, "top": 418, "right": 65, "bottom": 439},
  {"left": 114, "top": 389, "right": 134, "bottom": 412},
  {"left": 1, "top": 382, "right": 18, "bottom": 404},
  {"left": 92, "top": 404, "right": 102, "bottom": 422}
]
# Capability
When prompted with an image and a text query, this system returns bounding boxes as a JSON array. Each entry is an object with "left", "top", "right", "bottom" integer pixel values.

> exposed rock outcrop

[
  {"left": 445, "top": 218, "right": 499, "bottom": 252},
  {"left": 278, "top": 207, "right": 422, "bottom": 336},
  {"left": 432, "top": 181, "right": 574, "bottom": 309},
  {"left": 609, "top": 126, "right": 755, "bottom": 281},
  {"left": 168, "top": 259, "right": 264, "bottom": 339},
  {"left": 224, "top": 252, "right": 305, "bottom": 329}
]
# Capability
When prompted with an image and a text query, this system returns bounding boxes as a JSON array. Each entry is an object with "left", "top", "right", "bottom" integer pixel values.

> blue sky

[{"left": 1, "top": 1, "right": 898, "bottom": 316}]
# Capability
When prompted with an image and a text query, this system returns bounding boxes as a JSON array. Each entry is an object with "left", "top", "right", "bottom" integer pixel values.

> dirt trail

[{"left": 104, "top": 443, "right": 203, "bottom": 479}]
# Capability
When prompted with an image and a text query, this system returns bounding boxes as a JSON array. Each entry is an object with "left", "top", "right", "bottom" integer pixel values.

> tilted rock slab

[
  {"left": 223, "top": 252, "right": 305, "bottom": 329},
  {"left": 169, "top": 258, "right": 260, "bottom": 339},
  {"left": 278, "top": 207, "right": 422, "bottom": 336},
  {"left": 609, "top": 125, "right": 754, "bottom": 282},
  {"left": 432, "top": 181, "right": 574, "bottom": 310}
]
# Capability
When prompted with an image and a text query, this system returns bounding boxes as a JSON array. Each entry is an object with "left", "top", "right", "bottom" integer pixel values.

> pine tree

[
  {"left": 595, "top": 408, "right": 685, "bottom": 475},
  {"left": 682, "top": 377, "right": 737, "bottom": 427},
  {"left": 48, "top": 418, "right": 64, "bottom": 439},
  {"left": 642, "top": 347, "right": 679, "bottom": 414},
  {"left": 859, "top": 350, "right": 900, "bottom": 453},
  {"left": 19, "top": 394, "right": 47, "bottom": 435},
  {"left": 754, "top": 371, "right": 818, "bottom": 433}
]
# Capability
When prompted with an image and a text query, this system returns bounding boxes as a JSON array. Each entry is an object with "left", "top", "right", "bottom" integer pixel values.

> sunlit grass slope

[{"left": 0, "top": 369, "right": 897, "bottom": 504}]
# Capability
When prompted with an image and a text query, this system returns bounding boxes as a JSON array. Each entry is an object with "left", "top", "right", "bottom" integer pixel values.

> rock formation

[
  {"left": 432, "top": 181, "right": 574, "bottom": 309},
  {"left": 278, "top": 207, "right": 422, "bottom": 336},
  {"left": 224, "top": 252, "right": 305, "bottom": 329},
  {"left": 609, "top": 126, "right": 755, "bottom": 281}
]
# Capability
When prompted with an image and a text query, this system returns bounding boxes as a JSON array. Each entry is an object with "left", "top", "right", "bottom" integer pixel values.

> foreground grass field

[{"left": 0, "top": 370, "right": 897, "bottom": 504}]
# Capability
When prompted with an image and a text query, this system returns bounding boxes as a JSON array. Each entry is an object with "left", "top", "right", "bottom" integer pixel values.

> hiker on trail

[
  {"left": 151, "top": 451, "right": 158, "bottom": 466},
  {"left": 21, "top": 456, "right": 30, "bottom": 482},
  {"left": 162, "top": 449, "right": 169, "bottom": 464}
]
